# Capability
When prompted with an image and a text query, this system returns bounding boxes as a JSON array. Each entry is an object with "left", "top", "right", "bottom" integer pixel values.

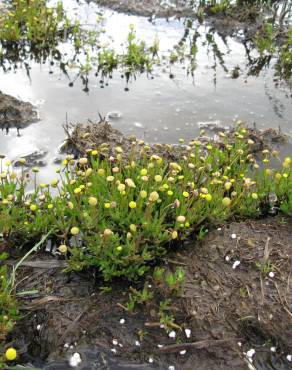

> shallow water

[{"left": 0, "top": 0, "right": 292, "bottom": 181}]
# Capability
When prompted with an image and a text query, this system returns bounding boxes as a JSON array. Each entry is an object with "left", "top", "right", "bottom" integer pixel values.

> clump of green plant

[
  {"left": 0, "top": 253, "right": 19, "bottom": 369},
  {"left": 0, "top": 128, "right": 292, "bottom": 282}
]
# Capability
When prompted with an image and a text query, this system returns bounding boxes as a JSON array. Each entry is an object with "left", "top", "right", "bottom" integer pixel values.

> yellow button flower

[
  {"left": 149, "top": 191, "right": 159, "bottom": 202},
  {"left": 98, "top": 168, "right": 105, "bottom": 176},
  {"left": 71, "top": 227, "right": 79, "bottom": 235},
  {"left": 58, "top": 244, "right": 67, "bottom": 254},
  {"left": 74, "top": 187, "right": 81, "bottom": 194},
  {"left": 205, "top": 194, "right": 212, "bottom": 202},
  {"left": 140, "top": 190, "right": 147, "bottom": 198},
  {"left": 171, "top": 230, "right": 178, "bottom": 240},
  {"left": 88, "top": 197, "right": 97, "bottom": 206},
  {"left": 5, "top": 347, "right": 17, "bottom": 361},
  {"left": 154, "top": 175, "right": 162, "bottom": 183},
  {"left": 222, "top": 197, "right": 231, "bottom": 207},
  {"left": 104, "top": 203, "right": 111, "bottom": 209},
  {"left": 183, "top": 191, "right": 189, "bottom": 198},
  {"left": 30, "top": 204, "right": 37, "bottom": 212},
  {"left": 129, "top": 201, "right": 137, "bottom": 209},
  {"left": 177, "top": 215, "right": 186, "bottom": 223},
  {"left": 140, "top": 168, "right": 148, "bottom": 176},
  {"left": 251, "top": 193, "right": 258, "bottom": 200}
]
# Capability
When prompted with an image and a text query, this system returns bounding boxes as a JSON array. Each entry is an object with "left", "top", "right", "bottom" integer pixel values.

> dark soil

[
  {"left": 0, "top": 91, "right": 38, "bottom": 132},
  {"left": 6, "top": 216, "right": 292, "bottom": 369}
]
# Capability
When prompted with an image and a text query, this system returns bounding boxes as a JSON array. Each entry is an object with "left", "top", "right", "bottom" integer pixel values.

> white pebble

[
  {"left": 238, "top": 342, "right": 242, "bottom": 347},
  {"left": 269, "top": 272, "right": 275, "bottom": 278},
  {"left": 270, "top": 347, "right": 276, "bottom": 352},
  {"left": 168, "top": 366, "right": 175, "bottom": 370},
  {"left": 69, "top": 352, "right": 82, "bottom": 367},
  {"left": 64, "top": 343, "right": 69, "bottom": 348},
  {"left": 232, "top": 260, "right": 241, "bottom": 269},
  {"left": 185, "top": 329, "right": 191, "bottom": 338},
  {"left": 119, "top": 318, "right": 125, "bottom": 324},
  {"left": 157, "top": 344, "right": 164, "bottom": 348},
  {"left": 111, "top": 348, "right": 117, "bottom": 354},
  {"left": 246, "top": 349, "right": 255, "bottom": 358},
  {"left": 217, "top": 227, "right": 222, "bottom": 231},
  {"left": 135, "top": 340, "right": 140, "bottom": 346},
  {"left": 168, "top": 330, "right": 176, "bottom": 338},
  {"left": 225, "top": 255, "right": 231, "bottom": 262},
  {"left": 180, "top": 350, "right": 187, "bottom": 355},
  {"left": 112, "top": 339, "right": 118, "bottom": 346},
  {"left": 231, "top": 233, "right": 237, "bottom": 239},
  {"left": 149, "top": 357, "right": 154, "bottom": 363},
  {"left": 36, "top": 324, "right": 42, "bottom": 331},
  {"left": 287, "top": 354, "right": 292, "bottom": 362}
]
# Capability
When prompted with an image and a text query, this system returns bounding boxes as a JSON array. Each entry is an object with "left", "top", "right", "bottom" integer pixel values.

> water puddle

[{"left": 0, "top": 1, "right": 291, "bottom": 183}]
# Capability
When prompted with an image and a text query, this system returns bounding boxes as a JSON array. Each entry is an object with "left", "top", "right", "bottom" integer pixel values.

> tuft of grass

[{"left": 0, "top": 128, "right": 291, "bottom": 282}]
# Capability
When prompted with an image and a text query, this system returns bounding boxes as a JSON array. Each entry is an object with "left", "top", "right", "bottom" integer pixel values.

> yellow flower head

[
  {"left": 205, "top": 194, "right": 212, "bottom": 202},
  {"left": 104, "top": 228, "right": 113, "bottom": 236},
  {"left": 117, "top": 183, "right": 126, "bottom": 192},
  {"left": 177, "top": 215, "right": 186, "bottom": 223},
  {"left": 154, "top": 175, "right": 162, "bottom": 183},
  {"left": 129, "top": 201, "right": 137, "bottom": 209},
  {"left": 104, "top": 202, "right": 111, "bottom": 209},
  {"left": 222, "top": 197, "right": 231, "bottom": 207},
  {"left": 71, "top": 227, "right": 79, "bottom": 235},
  {"left": 5, "top": 347, "right": 17, "bottom": 361},
  {"left": 30, "top": 204, "right": 37, "bottom": 212},
  {"left": 140, "top": 168, "right": 148, "bottom": 176},
  {"left": 88, "top": 196, "right": 97, "bottom": 206},
  {"left": 149, "top": 191, "right": 159, "bottom": 202},
  {"left": 58, "top": 244, "right": 67, "bottom": 254},
  {"left": 106, "top": 176, "right": 114, "bottom": 182},
  {"left": 172, "top": 230, "right": 178, "bottom": 239},
  {"left": 74, "top": 187, "right": 82, "bottom": 194},
  {"left": 140, "top": 190, "right": 147, "bottom": 198},
  {"left": 125, "top": 178, "right": 136, "bottom": 188},
  {"left": 48, "top": 204, "right": 53, "bottom": 209},
  {"left": 79, "top": 157, "right": 88, "bottom": 165},
  {"left": 183, "top": 191, "right": 189, "bottom": 198},
  {"left": 98, "top": 168, "right": 105, "bottom": 176},
  {"left": 130, "top": 224, "right": 137, "bottom": 233},
  {"left": 116, "top": 246, "right": 123, "bottom": 252},
  {"left": 251, "top": 193, "right": 258, "bottom": 200}
]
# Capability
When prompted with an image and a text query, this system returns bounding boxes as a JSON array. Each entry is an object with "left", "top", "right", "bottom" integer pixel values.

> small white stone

[
  {"left": 168, "top": 366, "right": 175, "bottom": 370},
  {"left": 64, "top": 343, "right": 69, "bottom": 348},
  {"left": 185, "top": 329, "right": 191, "bottom": 338},
  {"left": 246, "top": 349, "right": 255, "bottom": 358},
  {"left": 119, "top": 318, "right": 125, "bottom": 324},
  {"left": 231, "top": 233, "right": 237, "bottom": 239},
  {"left": 157, "top": 344, "right": 164, "bottom": 348},
  {"left": 225, "top": 255, "right": 231, "bottom": 262},
  {"left": 168, "top": 330, "right": 176, "bottom": 338},
  {"left": 180, "top": 350, "right": 187, "bottom": 355},
  {"left": 270, "top": 347, "right": 276, "bottom": 352},
  {"left": 118, "top": 343, "right": 123, "bottom": 348},
  {"left": 269, "top": 272, "right": 275, "bottom": 278},
  {"left": 112, "top": 339, "right": 118, "bottom": 346},
  {"left": 36, "top": 324, "right": 42, "bottom": 331},
  {"left": 135, "top": 340, "right": 140, "bottom": 346},
  {"left": 217, "top": 227, "right": 222, "bottom": 231},
  {"left": 287, "top": 354, "right": 292, "bottom": 362},
  {"left": 69, "top": 352, "right": 82, "bottom": 368},
  {"left": 232, "top": 260, "right": 241, "bottom": 269},
  {"left": 111, "top": 348, "right": 117, "bottom": 354},
  {"left": 237, "top": 342, "right": 242, "bottom": 347},
  {"left": 149, "top": 357, "right": 154, "bottom": 363}
]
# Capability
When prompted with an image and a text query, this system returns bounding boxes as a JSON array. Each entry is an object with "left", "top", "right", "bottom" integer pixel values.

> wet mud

[
  {"left": 7, "top": 216, "right": 292, "bottom": 370},
  {"left": 0, "top": 91, "right": 38, "bottom": 132}
]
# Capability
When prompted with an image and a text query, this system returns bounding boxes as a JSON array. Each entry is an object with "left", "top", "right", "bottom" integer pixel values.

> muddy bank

[
  {"left": 95, "top": 0, "right": 197, "bottom": 18},
  {"left": 0, "top": 91, "right": 38, "bottom": 132},
  {"left": 7, "top": 216, "right": 292, "bottom": 370}
]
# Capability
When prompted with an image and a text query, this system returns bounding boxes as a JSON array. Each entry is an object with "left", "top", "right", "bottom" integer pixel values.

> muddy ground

[
  {"left": 0, "top": 91, "right": 38, "bottom": 132},
  {"left": 5, "top": 216, "right": 292, "bottom": 370},
  {"left": 95, "top": 0, "right": 262, "bottom": 38}
]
